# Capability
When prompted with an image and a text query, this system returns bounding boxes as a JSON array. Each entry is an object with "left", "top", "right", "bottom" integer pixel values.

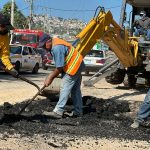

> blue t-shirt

[
  {"left": 51, "top": 44, "right": 85, "bottom": 71},
  {"left": 51, "top": 45, "right": 68, "bottom": 68}
]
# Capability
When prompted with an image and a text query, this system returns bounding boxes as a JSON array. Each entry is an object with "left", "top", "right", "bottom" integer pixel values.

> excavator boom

[
  {"left": 44, "top": 6, "right": 150, "bottom": 91},
  {"left": 75, "top": 7, "right": 139, "bottom": 68}
]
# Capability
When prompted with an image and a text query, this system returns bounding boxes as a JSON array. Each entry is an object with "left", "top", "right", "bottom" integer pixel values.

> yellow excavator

[
  {"left": 72, "top": 0, "right": 150, "bottom": 88},
  {"left": 76, "top": 9, "right": 138, "bottom": 68},
  {"left": 43, "top": 0, "right": 150, "bottom": 94}
]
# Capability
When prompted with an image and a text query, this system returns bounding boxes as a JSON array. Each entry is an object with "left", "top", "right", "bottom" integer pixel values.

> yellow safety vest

[{"left": 0, "top": 34, "right": 13, "bottom": 70}]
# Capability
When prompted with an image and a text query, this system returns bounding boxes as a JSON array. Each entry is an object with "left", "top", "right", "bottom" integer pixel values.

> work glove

[{"left": 9, "top": 68, "right": 19, "bottom": 77}]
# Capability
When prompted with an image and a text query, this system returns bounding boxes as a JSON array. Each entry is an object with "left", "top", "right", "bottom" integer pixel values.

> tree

[{"left": 2, "top": 2, "right": 27, "bottom": 29}]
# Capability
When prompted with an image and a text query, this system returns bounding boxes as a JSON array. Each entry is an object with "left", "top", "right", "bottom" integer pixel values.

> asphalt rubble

[{"left": 0, "top": 95, "right": 150, "bottom": 148}]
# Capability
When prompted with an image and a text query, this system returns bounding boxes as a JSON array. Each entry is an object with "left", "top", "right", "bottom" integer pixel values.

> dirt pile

[{"left": 0, "top": 95, "right": 150, "bottom": 144}]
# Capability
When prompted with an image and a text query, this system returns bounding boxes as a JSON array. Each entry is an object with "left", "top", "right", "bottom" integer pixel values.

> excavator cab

[
  {"left": 104, "top": 0, "right": 150, "bottom": 87},
  {"left": 123, "top": 1, "right": 150, "bottom": 37}
]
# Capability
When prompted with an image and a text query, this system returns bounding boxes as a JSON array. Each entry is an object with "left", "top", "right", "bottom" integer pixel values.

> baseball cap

[
  {"left": 38, "top": 34, "right": 52, "bottom": 48},
  {"left": 140, "top": 11, "right": 146, "bottom": 15},
  {"left": 0, "top": 12, "right": 14, "bottom": 30}
]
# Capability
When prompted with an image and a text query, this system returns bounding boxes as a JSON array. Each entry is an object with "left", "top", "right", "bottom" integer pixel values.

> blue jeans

[
  {"left": 134, "top": 28, "right": 150, "bottom": 40},
  {"left": 136, "top": 89, "right": 150, "bottom": 123},
  {"left": 53, "top": 66, "right": 83, "bottom": 116}
]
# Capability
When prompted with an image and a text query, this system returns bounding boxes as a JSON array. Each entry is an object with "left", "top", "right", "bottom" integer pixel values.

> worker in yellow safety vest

[{"left": 0, "top": 12, "right": 18, "bottom": 75}]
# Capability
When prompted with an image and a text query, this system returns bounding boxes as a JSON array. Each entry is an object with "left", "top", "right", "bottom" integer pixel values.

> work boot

[
  {"left": 42, "top": 111, "right": 62, "bottom": 119},
  {"left": 105, "top": 69, "right": 126, "bottom": 84},
  {"left": 64, "top": 111, "right": 83, "bottom": 118},
  {"left": 130, "top": 120, "right": 140, "bottom": 128}
]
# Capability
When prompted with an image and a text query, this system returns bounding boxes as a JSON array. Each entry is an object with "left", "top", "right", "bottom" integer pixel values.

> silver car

[
  {"left": 10, "top": 44, "right": 42, "bottom": 73},
  {"left": 84, "top": 49, "right": 106, "bottom": 74}
]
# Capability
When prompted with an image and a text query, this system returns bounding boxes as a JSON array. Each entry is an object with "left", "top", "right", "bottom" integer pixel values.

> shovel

[
  {"left": 0, "top": 85, "right": 46, "bottom": 125},
  {"left": 17, "top": 85, "right": 46, "bottom": 115},
  {"left": 0, "top": 66, "right": 40, "bottom": 91},
  {"left": 0, "top": 66, "right": 46, "bottom": 115}
]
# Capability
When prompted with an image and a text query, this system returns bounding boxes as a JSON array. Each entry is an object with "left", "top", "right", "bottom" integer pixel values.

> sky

[{"left": 0, "top": 0, "right": 132, "bottom": 23}]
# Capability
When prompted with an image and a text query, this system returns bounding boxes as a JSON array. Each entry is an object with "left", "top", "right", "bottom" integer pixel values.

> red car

[
  {"left": 42, "top": 52, "right": 53, "bottom": 70},
  {"left": 36, "top": 48, "right": 53, "bottom": 70}
]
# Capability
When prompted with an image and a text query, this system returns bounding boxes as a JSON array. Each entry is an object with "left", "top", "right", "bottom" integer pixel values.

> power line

[
  {"left": 19, "top": 6, "right": 29, "bottom": 11},
  {"left": 35, "top": 5, "right": 94, "bottom": 12},
  {"left": 34, "top": 5, "right": 121, "bottom": 13},
  {"left": 106, "top": 5, "right": 121, "bottom": 10}
]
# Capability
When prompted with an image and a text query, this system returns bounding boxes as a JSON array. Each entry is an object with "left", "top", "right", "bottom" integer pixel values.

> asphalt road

[
  {"left": 0, "top": 68, "right": 52, "bottom": 104},
  {"left": 0, "top": 67, "right": 147, "bottom": 105},
  {"left": 0, "top": 68, "right": 50, "bottom": 85},
  {"left": 0, "top": 68, "right": 92, "bottom": 105},
  {"left": 0, "top": 68, "right": 92, "bottom": 88}
]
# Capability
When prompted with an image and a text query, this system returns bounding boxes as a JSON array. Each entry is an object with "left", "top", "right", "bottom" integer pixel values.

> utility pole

[
  {"left": 25, "top": 0, "right": 34, "bottom": 29},
  {"left": 29, "top": 0, "right": 33, "bottom": 29},
  {"left": 119, "top": 0, "right": 127, "bottom": 27},
  {"left": 11, "top": 0, "right": 15, "bottom": 26}
]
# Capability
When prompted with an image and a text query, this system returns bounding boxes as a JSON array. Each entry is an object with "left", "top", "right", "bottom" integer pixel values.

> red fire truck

[{"left": 10, "top": 29, "right": 49, "bottom": 48}]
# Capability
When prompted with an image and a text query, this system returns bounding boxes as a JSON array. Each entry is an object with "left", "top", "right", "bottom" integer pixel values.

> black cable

[{"left": 34, "top": 5, "right": 121, "bottom": 13}]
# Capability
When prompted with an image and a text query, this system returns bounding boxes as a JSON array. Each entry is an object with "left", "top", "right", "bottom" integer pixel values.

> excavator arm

[
  {"left": 75, "top": 7, "right": 140, "bottom": 68},
  {"left": 43, "top": 7, "right": 143, "bottom": 93}
]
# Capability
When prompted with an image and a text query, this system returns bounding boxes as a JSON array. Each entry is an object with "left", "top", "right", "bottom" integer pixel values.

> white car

[
  {"left": 84, "top": 49, "right": 106, "bottom": 74},
  {"left": 10, "top": 44, "right": 42, "bottom": 73}
]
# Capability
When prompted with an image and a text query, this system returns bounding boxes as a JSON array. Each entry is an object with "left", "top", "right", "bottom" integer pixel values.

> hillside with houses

[{"left": 32, "top": 15, "right": 87, "bottom": 40}]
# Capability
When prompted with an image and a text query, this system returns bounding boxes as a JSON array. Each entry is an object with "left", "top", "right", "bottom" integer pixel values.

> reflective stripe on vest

[
  {"left": 52, "top": 38, "right": 83, "bottom": 75},
  {"left": 64, "top": 47, "right": 83, "bottom": 75}
]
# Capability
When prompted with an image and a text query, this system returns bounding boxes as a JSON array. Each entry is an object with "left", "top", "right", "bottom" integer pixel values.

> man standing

[
  {"left": 0, "top": 12, "right": 17, "bottom": 74},
  {"left": 133, "top": 11, "right": 150, "bottom": 40},
  {"left": 39, "top": 35, "right": 84, "bottom": 119},
  {"left": 131, "top": 10, "right": 150, "bottom": 126},
  {"left": 131, "top": 90, "right": 150, "bottom": 128}
]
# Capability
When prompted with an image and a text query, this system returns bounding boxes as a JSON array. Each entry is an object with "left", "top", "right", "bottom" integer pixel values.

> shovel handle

[
  {"left": 18, "top": 85, "right": 46, "bottom": 115},
  {"left": 0, "top": 66, "right": 41, "bottom": 91}
]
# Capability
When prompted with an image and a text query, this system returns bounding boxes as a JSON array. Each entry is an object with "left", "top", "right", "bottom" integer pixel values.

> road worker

[
  {"left": 0, "top": 12, "right": 17, "bottom": 75},
  {"left": 39, "top": 34, "right": 85, "bottom": 119}
]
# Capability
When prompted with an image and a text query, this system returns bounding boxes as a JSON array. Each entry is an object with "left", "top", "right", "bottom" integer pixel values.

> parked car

[
  {"left": 84, "top": 49, "right": 106, "bottom": 74},
  {"left": 10, "top": 44, "right": 42, "bottom": 73},
  {"left": 36, "top": 48, "right": 53, "bottom": 70}
]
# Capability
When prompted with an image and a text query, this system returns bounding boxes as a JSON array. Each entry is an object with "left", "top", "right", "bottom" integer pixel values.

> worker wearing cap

[
  {"left": 39, "top": 34, "right": 85, "bottom": 119},
  {"left": 133, "top": 10, "right": 150, "bottom": 40},
  {"left": 0, "top": 12, "right": 17, "bottom": 74}
]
